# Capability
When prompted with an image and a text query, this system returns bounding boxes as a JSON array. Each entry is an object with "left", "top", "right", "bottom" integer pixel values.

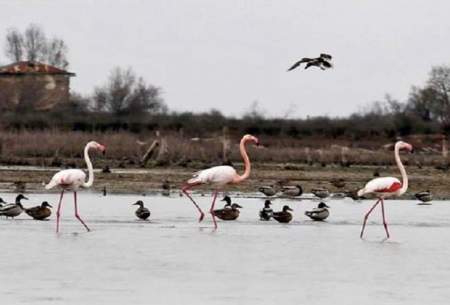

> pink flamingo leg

[
  {"left": 182, "top": 184, "right": 205, "bottom": 222},
  {"left": 209, "top": 190, "right": 219, "bottom": 230},
  {"left": 74, "top": 192, "right": 90, "bottom": 232},
  {"left": 360, "top": 198, "right": 381, "bottom": 238},
  {"left": 56, "top": 190, "right": 64, "bottom": 233},
  {"left": 380, "top": 198, "right": 390, "bottom": 239}
]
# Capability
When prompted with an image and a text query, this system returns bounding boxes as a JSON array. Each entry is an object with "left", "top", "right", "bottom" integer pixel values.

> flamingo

[
  {"left": 45, "top": 141, "right": 105, "bottom": 233},
  {"left": 182, "top": 134, "right": 259, "bottom": 229},
  {"left": 358, "top": 141, "right": 413, "bottom": 239}
]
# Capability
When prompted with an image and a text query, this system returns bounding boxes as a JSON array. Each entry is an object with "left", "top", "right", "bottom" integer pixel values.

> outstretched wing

[
  {"left": 320, "top": 53, "right": 332, "bottom": 60},
  {"left": 287, "top": 58, "right": 312, "bottom": 71}
]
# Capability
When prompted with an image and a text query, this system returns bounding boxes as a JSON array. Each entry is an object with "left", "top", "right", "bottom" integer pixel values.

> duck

[
  {"left": 272, "top": 205, "right": 294, "bottom": 223},
  {"left": 25, "top": 201, "right": 53, "bottom": 220},
  {"left": 330, "top": 178, "right": 346, "bottom": 189},
  {"left": 287, "top": 53, "right": 333, "bottom": 71},
  {"left": 213, "top": 196, "right": 242, "bottom": 221},
  {"left": 258, "top": 181, "right": 282, "bottom": 197},
  {"left": 311, "top": 188, "right": 330, "bottom": 199},
  {"left": 305, "top": 202, "right": 330, "bottom": 221},
  {"left": 344, "top": 189, "right": 362, "bottom": 201},
  {"left": 133, "top": 200, "right": 151, "bottom": 220},
  {"left": 415, "top": 190, "right": 432, "bottom": 205},
  {"left": 280, "top": 185, "right": 303, "bottom": 197},
  {"left": 259, "top": 200, "right": 273, "bottom": 221},
  {"left": 0, "top": 194, "right": 28, "bottom": 218},
  {"left": 162, "top": 179, "right": 170, "bottom": 196}
]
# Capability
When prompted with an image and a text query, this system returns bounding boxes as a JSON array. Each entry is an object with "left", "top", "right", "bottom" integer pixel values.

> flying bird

[{"left": 287, "top": 53, "right": 333, "bottom": 71}]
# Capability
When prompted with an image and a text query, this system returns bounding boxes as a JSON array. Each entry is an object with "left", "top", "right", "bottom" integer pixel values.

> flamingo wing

[
  {"left": 45, "top": 169, "right": 86, "bottom": 190},
  {"left": 358, "top": 177, "right": 402, "bottom": 196},
  {"left": 188, "top": 166, "right": 237, "bottom": 185}
]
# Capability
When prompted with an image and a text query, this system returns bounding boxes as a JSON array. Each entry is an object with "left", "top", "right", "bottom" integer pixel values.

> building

[{"left": 0, "top": 61, "right": 75, "bottom": 111}]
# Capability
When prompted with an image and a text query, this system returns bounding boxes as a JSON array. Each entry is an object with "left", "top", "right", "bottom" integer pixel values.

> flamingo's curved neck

[
  {"left": 233, "top": 137, "right": 252, "bottom": 183},
  {"left": 82, "top": 144, "right": 94, "bottom": 188},
  {"left": 395, "top": 144, "right": 408, "bottom": 195}
]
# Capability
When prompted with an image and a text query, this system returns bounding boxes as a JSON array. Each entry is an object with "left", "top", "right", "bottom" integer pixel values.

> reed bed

[{"left": 0, "top": 130, "right": 447, "bottom": 168}]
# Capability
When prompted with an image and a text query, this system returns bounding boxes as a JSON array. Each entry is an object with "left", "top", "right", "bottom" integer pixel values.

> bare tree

[
  {"left": 5, "top": 28, "right": 24, "bottom": 61},
  {"left": 3, "top": 24, "right": 69, "bottom": 68},
  {"left": 93, "top": 67, "right": 166, "bottom": 116},
  {"left": 45, "top": 38, "right": 69, "bottom": 69},
  {"left": 24, "top": 24, "right": 47, "bottom": 62},
  {"left": 407, "top": 65, "right": 450, "bottom": 125}
]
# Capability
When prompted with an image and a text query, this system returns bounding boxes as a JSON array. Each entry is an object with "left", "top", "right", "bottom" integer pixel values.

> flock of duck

[{"left": 0, "top": 135, "right": 435, "bottom": 239}]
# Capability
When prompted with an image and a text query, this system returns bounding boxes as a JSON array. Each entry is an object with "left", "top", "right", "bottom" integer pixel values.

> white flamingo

[
  {"left": 182, "top": 134, "right": 259, "bottom": 229},
  {"left": 45, "top": 141, "right": 106, "bottom": 233},
  {"left": 358, "top": 141, "right": 413, "bottom": 239}
]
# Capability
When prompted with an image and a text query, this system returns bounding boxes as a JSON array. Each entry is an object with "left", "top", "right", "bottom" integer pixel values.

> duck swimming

[
  {"left": 259, "top": 200, "right": 273, "bottom": 221},
  {"left": 415, "top": 190, "right": 432, "bottom": 205},
  {"left": 305, "top": 202, "right": 330, "bottom": 221},
  {"left": 312, "top": 188, "right": 330, "bottom": 199},
  {"left": 133, "top": 200, "right": 151, "bottom": 220},
  {"left": 213, "top": 196, "right": 242, "bottom": 221},
  {"left": 0, "top": 194, "right": 28, "bottom": 218},
  {"left": 258, "top": 181, "right": 282, "bottom": 197},
  {"left": 272, "top": 205, "right": 293, "bottom": 223},
  {"left": 280, "top": 185, "right": 303, "bottom": 197},
  {"left": 25, "top": 201, "right": 53, "bottom": 220}
]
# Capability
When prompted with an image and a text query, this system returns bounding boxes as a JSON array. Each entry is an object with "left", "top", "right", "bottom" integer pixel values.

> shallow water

[{"left": 1, "top": 192, "right": 449, "bottom": 305}]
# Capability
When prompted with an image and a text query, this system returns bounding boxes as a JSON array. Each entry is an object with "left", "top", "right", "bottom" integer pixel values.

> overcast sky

[{"left": 1, "top": 0, "right": 449, "bottom": 118}]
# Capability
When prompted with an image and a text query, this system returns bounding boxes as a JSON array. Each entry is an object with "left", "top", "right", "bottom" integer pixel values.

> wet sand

[{"left": 0, "top": 163, "right": 448, "bottom": 199}]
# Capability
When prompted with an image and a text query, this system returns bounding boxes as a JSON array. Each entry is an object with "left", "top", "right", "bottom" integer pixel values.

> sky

[{"left": 1, "top": 0, "right": 449, "bottom": 118}]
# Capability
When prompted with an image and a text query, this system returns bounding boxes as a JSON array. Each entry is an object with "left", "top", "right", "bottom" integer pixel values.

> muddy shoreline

[{"left": 0, "top": 162, "right": 448, "bottom": 200}]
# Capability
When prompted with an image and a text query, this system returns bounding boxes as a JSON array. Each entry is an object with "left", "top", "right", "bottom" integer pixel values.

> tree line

[{"left": 0, "top": 24, "right": 449, "bottom": 139}]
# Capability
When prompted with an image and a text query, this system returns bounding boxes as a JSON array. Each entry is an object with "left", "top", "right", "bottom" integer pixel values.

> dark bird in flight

[{"left": 287, "top": 53, "right": 333, "bottom": 71}]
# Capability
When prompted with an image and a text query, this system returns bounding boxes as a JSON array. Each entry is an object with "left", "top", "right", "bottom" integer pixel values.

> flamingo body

[
  {"left": 45, "top": 169, "right": 87, "bottom": 191},
  {"left": 358, "top": 177, "right": 402, "bottom": 197},
  {"left": 188, "top": 166, "right": 237, "bottom": 186}
]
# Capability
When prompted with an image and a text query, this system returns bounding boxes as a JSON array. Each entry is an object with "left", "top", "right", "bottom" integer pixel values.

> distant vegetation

[{"left": 1, "top": 24, "right": 449, "bottom": 143}]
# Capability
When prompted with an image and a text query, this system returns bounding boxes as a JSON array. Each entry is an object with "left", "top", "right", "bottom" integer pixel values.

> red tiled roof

[{"left": 0, "top": 61, "right": 75, "bottom": 76}]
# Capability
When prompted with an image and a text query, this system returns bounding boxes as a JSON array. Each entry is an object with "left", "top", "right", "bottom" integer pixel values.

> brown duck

[
  {"left": 213, "top": 196, "right": 242, "bottom": 221},
  {"left": 25, "top": 201, "right": 53, "bottom": 220},
  {"left": 272, "top": 205, "right": 293, "bottom": 223},
  {"left": 133, "top": 200, "right": 151, "bottom": 220}
]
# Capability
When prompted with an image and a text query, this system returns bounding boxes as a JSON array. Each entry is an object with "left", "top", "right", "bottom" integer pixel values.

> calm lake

[{"left": 1, "top": 192, "right": 449, "bottom": 305}]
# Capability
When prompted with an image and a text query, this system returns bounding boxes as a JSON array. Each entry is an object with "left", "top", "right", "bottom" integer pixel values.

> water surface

[{"left": 1, "top": 192, "right": 449, "bottom": 305}]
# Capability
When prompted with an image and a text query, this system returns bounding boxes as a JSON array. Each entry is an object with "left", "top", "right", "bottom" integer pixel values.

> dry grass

[{"left": 0, "top": 130, "right": 447, "bottom": 168}]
